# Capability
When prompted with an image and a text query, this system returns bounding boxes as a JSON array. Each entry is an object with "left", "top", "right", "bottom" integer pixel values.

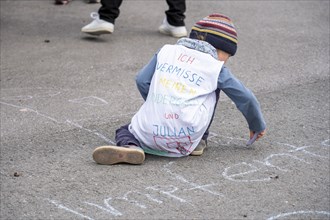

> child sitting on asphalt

[{"left": 92, "top": 13, "right": 266, "bottom": 165}]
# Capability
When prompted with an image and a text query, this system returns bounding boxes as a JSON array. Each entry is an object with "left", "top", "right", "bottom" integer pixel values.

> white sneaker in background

[
  {"left": 81, "top": 12, "right": 114, "bottom": 36},
  {"left": 158, "top": 18, "right": 187, "bottom": 38}
]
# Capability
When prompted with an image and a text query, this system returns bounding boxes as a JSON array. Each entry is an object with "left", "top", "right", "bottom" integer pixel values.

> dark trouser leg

[
  {"left": 99, "top": 0, "right": 123, "bottom": 24},
  {"left": 165, "top": 0, "right": 186, "bottom": 26},
  {"left": 115, "top": 124, "right": 141, "bottom": 146},
  {"left": 202, "top": 89, "right": 221, "bottom": 141}
]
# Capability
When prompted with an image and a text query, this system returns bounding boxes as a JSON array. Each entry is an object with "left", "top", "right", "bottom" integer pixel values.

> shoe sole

[
  {"left": 93, "top": 146, "right": 145, "bottom": 165},
  {"left": 190, "top": 149, "right": 204, "bottom": 156},
  {"left": 190, "top": 143, "right": 207, "bottom": 156},
  {"left": 82, "top": 29, "right": 113, "bottom": 36}
]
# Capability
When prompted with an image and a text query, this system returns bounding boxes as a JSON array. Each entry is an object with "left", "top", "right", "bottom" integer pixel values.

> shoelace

[{"left": 90, "top": 12, "right": 100, "bottom": 20}]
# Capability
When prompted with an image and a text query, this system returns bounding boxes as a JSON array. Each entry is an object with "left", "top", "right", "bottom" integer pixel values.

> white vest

[{"left": 129, "top": 44, "right": 224, "bottom": 157}]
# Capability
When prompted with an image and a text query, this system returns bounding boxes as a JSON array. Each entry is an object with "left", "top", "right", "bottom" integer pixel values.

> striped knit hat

[{"left": 189, "top": 13, "right": 238, "bottom": 56}]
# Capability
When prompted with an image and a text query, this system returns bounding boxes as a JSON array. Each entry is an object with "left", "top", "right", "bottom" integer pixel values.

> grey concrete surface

[{"left": 0, "top": 0, "right": 329, "bottom": 219}]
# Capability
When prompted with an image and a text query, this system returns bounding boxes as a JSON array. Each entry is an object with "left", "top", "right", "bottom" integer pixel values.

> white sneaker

[
  {"left": 81, "top": 12, "right": 114, "bottom": 35},
  {"left": 158, "top": 18, "right": 187, "bottom": 38}
]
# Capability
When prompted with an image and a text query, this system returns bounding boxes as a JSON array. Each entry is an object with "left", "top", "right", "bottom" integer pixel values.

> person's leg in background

[
  {"left": 165, "top": 0, "right": 186, "bottom": 26},
  {"left": 159, "top": 0, "right": 187, "bottom": 38},
  {"left": 98, "top": 0, "right": 123, "bottom": 24}
]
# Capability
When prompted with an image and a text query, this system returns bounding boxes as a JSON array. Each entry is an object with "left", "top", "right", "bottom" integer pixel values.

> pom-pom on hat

[{"left": 189, "top": 13, "right": 238, "bottom": 56}]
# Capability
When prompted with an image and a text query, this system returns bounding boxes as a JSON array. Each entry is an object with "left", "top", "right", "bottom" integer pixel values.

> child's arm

[
  {"left": 218, "top": 67, "right": 266, "bottom": 136},
  {"left": 135, "top": 54, "right": 157, "bottom": 100}
]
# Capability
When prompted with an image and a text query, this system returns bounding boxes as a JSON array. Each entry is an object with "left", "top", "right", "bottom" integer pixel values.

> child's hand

[{"left": 250, "top": 130, "right": 266, "bottom": 141}]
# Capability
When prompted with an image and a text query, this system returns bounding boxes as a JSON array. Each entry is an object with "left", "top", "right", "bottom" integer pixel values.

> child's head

[{"left": 189, "top": 13, "right": 238, "bottom": 60}]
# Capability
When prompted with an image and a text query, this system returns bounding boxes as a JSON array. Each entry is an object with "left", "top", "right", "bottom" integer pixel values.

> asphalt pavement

[{"left": 1, "top": 0, "right": 329, "bottom": 219}]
